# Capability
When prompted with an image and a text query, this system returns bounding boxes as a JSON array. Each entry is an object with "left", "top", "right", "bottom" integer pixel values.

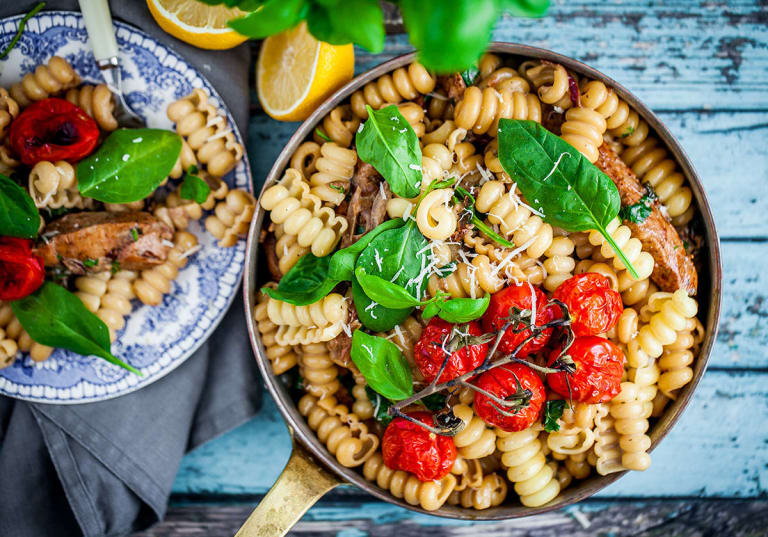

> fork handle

[{"left": 78, "top": 0, "right": 119, "bottom": 65}]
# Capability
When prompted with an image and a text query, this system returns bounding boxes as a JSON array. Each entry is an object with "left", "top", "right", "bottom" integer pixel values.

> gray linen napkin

[{"left": 0, "top": 2, "right": 260, "bottom": 536}]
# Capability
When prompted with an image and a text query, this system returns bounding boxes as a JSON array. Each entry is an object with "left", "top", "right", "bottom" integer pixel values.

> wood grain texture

[{"left": 133, "top": 500, "right": 768, "bottom": 537}]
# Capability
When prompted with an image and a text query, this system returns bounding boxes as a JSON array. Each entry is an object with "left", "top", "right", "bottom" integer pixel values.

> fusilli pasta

[
  {"left": 133, "top": 231, "right": 199, "bottom": 306},
  {"left": 65, "top": 84, "right": 117, "bottom": 131},
  {"left": 254, "top": 285, "right": 299, "bottom": 375},
  {"left": 299, "top": 342, "right": 341, "bottom": 399},
  {"left": 9, "top": 56, "right": 80, "bottom": 107},
  {"left": 266, "top": 293, "right": 348, "bottom": 346},
  {"left": 28, "top": 160, "right": 92, "bottom": 209},
  {"left": 309, "top": 142, "right": 357, "bottom": 206},
  {"left": 496, "top": 425, "right": 561, "bottom": 507},
  {"left": 452, "top": 404, "right": 497, "bottom": 460},
  {"left": 205, "top": 189, "right": 256, "bottom": 247},
  {"left": 350, "top": 62, "right": 435, "bottom": 119}
]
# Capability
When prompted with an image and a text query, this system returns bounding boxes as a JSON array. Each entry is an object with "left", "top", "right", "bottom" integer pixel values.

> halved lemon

[
  {"left": 257, "top": 22, "right": 354, "bottom": 122},
  {"left": 147, "top": 0, "right": 248, "bottom": 50}
]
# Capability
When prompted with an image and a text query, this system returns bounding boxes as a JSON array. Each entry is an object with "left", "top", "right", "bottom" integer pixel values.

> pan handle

[{"left": 234, "top": 438, "right": 341, "bottom": 536}]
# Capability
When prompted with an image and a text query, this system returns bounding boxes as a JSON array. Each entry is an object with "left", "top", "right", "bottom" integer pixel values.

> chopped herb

[
  {"left": 315, "top": 128, "right": 333, "bottom": 143},
  {"left": 294, "top": 374, "right": 305, "bottom": 391},
  {"left": 330, "top": 184, "right": 346, "bottom": 194},
  {"left": 454, "top": 186, "right": 515, "bottom": 248},
  {"left": 683, "top": 240, "right": 690, "bottom": 251},
  {"left": 461, "top": 65, "right": 479, "bottom": 86},
  {"left": 366, "top": 386, "right": 394, "bottom": 426},
  {"left": 619, "top": 194, "right": 654, "bottom": 224},
  {"left": 0, "top": 2, "right": 44, "bottom": 59},
  {"left": 83, "top": 258, "right": 98, "bottom": 268},
  {"left": 621, "top": 125, "right": 636, "bottom": 138},
  {"left": 543, "top": 399, "right": 566, "bottom": 432},
  {"left": 435, "top": 262, "right": 457, "bottom": 278},
  {"left": 187, "top": 164, "right": 199, "bottom": 175},
  {"left": 673, "top": 244, "right": 681, "bottom": 250},
  {"left": 111, "top": 261, "right": 121, "bottom": 274},
  {"left": 130, "top": 227, "right": 139, "bottom": 242}
]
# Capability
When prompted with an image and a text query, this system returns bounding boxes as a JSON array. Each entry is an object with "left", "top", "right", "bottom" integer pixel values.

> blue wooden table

[{"left": 137, "top": 1, "right": 768, "bottom": 534}]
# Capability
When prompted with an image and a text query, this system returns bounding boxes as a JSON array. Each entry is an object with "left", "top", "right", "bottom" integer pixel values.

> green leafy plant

[
  {"left": 497, "top": 119, "right": 639, "bottom": 278},
  {"left": 11, "top": 282, "right": 139, "bottom": 374},
  {"left": 350, "top": 330, "right": 413, "bottom": 400},
  {"left": 454, "top": 186, "right": 514, "bottom": 248},
  {"left": 356, "top": 105, "right": 422, "bottom": 199},
  {"left": 0, "top": 173, "right": 40, "bottom": 238},
  {"left": 196, "top": 0, "right": 549, "bottom": 72},
  {"left": 77, "top": 129, "right": 182, "bottom": 203},
  {"left": 542, "top": 399, "right": 566, "bottom": 432},
  {"left": 619, "top": 191, "right": 656, "bottom": 224},
  {"left": 179, "top": 166, "right": 212, "bottom": 204}
]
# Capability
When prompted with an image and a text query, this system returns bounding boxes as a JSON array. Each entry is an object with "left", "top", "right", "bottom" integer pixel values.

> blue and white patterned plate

[{"left": 0, "top": 11, "right": 251, "bottom": 404}]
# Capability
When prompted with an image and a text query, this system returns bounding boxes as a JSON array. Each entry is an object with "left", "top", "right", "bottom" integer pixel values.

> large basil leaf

[
  {"left": 0, "top": 173, "right": 40, "bottom": 238},
  {"left": 354, "top": 220, "right": 429, "bottom": 331},
  {"left": 228, "top": 0, "right": 307, "bottom": 38},
  {"left": 11, "top": 282, "right": 139, "bottom": 374},
  {"left": 399, "top": 0, "right": 499, "bottom": 73},
  {"left": 497, "top": 119, "right": 639, "bottom": 278},
  {"left": 77, "top": 129, "right": 182, "bottom": 203},
  {"left": 350, "top": 330, "right": 413, "bottom": 400},
  {"left": 264, "top": 219, "right": 404, "bottom": 305},
  {"left": 356, "top": 105, "right": 422, "bottom": 199},
  {"left": 306, "top": 0, "right": 384, "bottom": 53},
  {"left": 436, "top": 294, "right": 490, "bottom": 323}
]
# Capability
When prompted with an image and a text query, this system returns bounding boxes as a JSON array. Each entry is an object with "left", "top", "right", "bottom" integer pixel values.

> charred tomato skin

[
  {"left": 413, "top": 318, "right": 489, "bottom": 383},
  {"left": 547, "top": 336, "right": 624, "bottom": 404},
  {"left": 0, "top": 237, "right": 45, "bottom": 301},
  {"left": 553, "top": 273, "right": 623, "bottom": 337},
  {"left": 9, "top": 98, "right": 99, "bottom": 166},
  {"left": 382, "top": 411, "right": 457, "bottom": 482},
  {"left": 473, "top": 363, "right": 546, "bottom": 432},
  {"left": 481, "top": 282, "right": 556, "bottom": 357}
]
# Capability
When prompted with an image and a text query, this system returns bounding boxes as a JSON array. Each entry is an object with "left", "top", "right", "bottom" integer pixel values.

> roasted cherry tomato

[
  {"left": 547, "top": 336, "right": 624, "bottom": 404},
  {"left": 553, "top": 273, "right": 623, "bottom": 337},
  {"left": 382, "top": 411, "right": 457, "bottom": 482},
  {"left": 473, "top": 363, "right": 546, "bottom": 432},
  {"left": 413, "top": 318, "right": 489, "bottom": 383},
  {"left": 0, "top": 237, "right": 45, "bottom": 301},
  {"left": 481, "top": 282, "right": 556, "bottom": 357},
  {"left": 9, "top": 98, "right": 99, "bottom": 166}
]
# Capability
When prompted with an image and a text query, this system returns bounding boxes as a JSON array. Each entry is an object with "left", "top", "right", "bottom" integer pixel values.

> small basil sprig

[
  {"left": 306, "top": 0, "right": 385, "bottom": 53},
  {"left": 351, "top": 330, "right": 413, "bottom": 400},
  {"left": 11, "top": 282, "right": 140, "bottom": 375},
  {"left": 0, "top": 173, "right": 40, "bottom": 238},
  {"left": 356, "top": 105, "right": 422, "bottom": 199},
  {"left": 227, "top": 0, "right": 307, "bottom": 40},
  {"left": 77, "top": 128, "right": 182, "bottom": 203},
  {"left": 497, "top": 119, "right": 640, "bottom": 279},
  {"left": 179, "top": 166, "right": 211, "bottom": 204},
  {"left": 543, "top": 399, "right": 566, "bottom": 432},
  {"left": 427, "top": 294, "right": 490, "bottom": 323},
  {"left": 454, "top": 186, "right": 515, "bottom": 248},
  {"left": 263, "top": 218, "right": 404, "bottom": 305}
]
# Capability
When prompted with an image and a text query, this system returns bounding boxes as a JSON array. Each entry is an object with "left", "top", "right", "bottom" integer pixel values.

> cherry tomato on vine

[
  {"left": 553, "top": 273, "right": 623, "bottom": 337},
  {"left": 382, "top": 411, "right": 457, "bottom": 481},
  {"left": 473, "top": 362, "right": 546, "bottom": 432},
  {"left": 481, "top": 282, "right": 557, "bottom": 357},
  {"left": 9, "top": 98, "right": 99, "bottom": 166},
  {"left": 546, "top": 336, "right": 624, "bottom": 404},
  {"left": 0, "top": 237, "right": 45, "bottom": 301},
  {"left": 413, "top": 318, "right": 489, "bottom": 383}
]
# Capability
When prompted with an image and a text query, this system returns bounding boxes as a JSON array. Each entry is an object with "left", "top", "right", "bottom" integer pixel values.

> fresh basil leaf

[
  {"left": 619, "top": 194, "right": 654, "bottom": 224},
  {"left": 355, "top": 267, "right": 427, "bottom": 309},
  {"left": 399, "top": 0, "right": 499, "bottom": 72},
  {"left": 421, "top": 392, "right": 447, "bottom": 411},
  {"left": 365, "top": 386, "right": 394, "bottom": 426},
  {"left": 11, "top": 282, "right": 140, "bottom": 375},
  {"left": 497, "top": 119, "right": 639, "bottom": 278},
  {"left": 77, "top": 129, "right": 182, "bottom": 203},
  {"left": 179, "top": 173, "right": 211, "bottom": 204},
  {"left": 454, "top": 187, "right": 515, "bottom": 248},
  {"left": 437, "top": 294, "right": 490, "bottom": 323},
  {"left": 356, "top": 105, "right": 422, "bottom": 199},
  {"left": 354, "top": 220, "right": 429, "bottom": 331},
  {"left": 306, "top": 0, "right": 384, "bottom": 53},
  {"left": 227, "top": 0, "right": 307, "bottom": 38},
  {"left": 0, "top": 173, "right": 40, "bottom": 238},
  {"left": 422, "top": 300, "right": 441, "bottom": 320},
  {"left": 435, "top": 262, "right": 456, "bottom": 278},
  {"left": 498, "top": 0, "right": 550, "bottom": 17},
  {"left": 543, "top": 399, "right": 566, "bottom": 432},
  {"left": 351, "top": 330, "right": 413, "bottom": 400},
  {"left": 265, "top": 219, "right": 404, "bottom": 306},
  {"left": 461, "top": 65, "right": 479, "bottom": 86}
]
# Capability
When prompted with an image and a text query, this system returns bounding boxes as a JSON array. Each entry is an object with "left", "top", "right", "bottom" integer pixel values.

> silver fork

[{"left": 78, "top": 0, "right": 144, "bottom": 128}]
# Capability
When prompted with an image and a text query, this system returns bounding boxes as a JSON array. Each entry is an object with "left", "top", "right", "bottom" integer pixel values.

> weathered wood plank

[
  {"left": 131, "top": 499, "right": 768, "bottom": 537},
  {"left": 172, "top": 370, "right": 768, "bottom": 498},
  {"left": 355, "top": 0, "right": 768, "bottom": 111}
]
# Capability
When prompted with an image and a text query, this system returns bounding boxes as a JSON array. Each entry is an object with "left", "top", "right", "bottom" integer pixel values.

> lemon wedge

[{"left": 147, "top": 0, "right": 248, "bottom": 50}]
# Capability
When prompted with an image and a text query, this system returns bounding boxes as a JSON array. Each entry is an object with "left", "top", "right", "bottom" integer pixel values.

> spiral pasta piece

[
  {"left": 0, "top": 88, "right": 19, "bottom": 140},
  {"left": 64, "top": 84, "right": 117, "bottom": 131},
  {"left": 620, "top": 139, "right": 694, "bottom": 225},
  {"left": 451, "top": 456, "right": 484, "bottom": 492},
  {"left": 320, "top": 105, "right": 360, "bottom": 148},
  {"left": 454, "top": 86, "right": 541, "bottom": 136},
  {"left": 267, "top": 293, "right": 348, "bottom": 346},
  {"left": 350, "top": 62, "right": 435, "bottom": 119},
  {"left": 590, "top": 403, "right": 623, "bottom": 475},
  {"left": 300, "top": 342, "right": 341, "bottom": 399},
  {"left": 453, "top": 404, "right": 497, "bottom": 460},
  {"left": 28, "top": 160, "right": 92, "bottom": 209},
  {"left": 273, "top": 224, "right": 309, "bottom": 275},
  {"left": 625, "top": 290, "right": 698, "bottom": 368},
  {"left": 362, "top": 452, "right": 457, "bottom": 511},
  {"left": 518, "top": 62, "right": 572, "bottom": 110},
  {"left": 205, "top": 189, "right": 256, "bottom": 247},
  {"left": 496, "top": 425, "right": 561, "bottom": 507},
  {"left": 0, "top": 302, "right": 19, "bottom": 368},
  {"left": 543, "top": 235, "right": 576, "bottom": 292},
  {"left": 133, "top": 231, "right": 198, "bottom": 306},
  {"left": 427, "top": 255, "right": 504, "bottom": 300},
  {"left": 416, "top": 189, "right": 457, "bottom": 240},
  {"left": 448, "top": 473, "right": 508, "bottom": 510},
  {"left": 658, "top": 316, "right": 703, "bottom": 399},
  {"left": 299, "top": 394, "right": 379, "bottom": 467},
  {"left": 309, "top": 143, "right": 357, "bottom": 206},
  {"left": 9, "top": 56, "right": 80, "bottom": 107},
  {"left": 377, "top": 316, "right": 426, "bottom": 382},
  {"left": 167, "top": 88, "right": 244, "bottom": 177},
  {"left": 547, "top": 403, "right": 597, "bottom": 456},
  {"left": 290, "top": 141, "right": 321, "bottom": 179},
  {"left": 154, "top": 191, "right": 203, "bottom": 231},
  {"left": 351, "top": 380, "right": 375, "bottom": 420},
  {"left": 253, "top": 285, "right": 299, "bottom": 375},
  {"left": 560, "top": 107, "right": 607, "bottom": 163}
]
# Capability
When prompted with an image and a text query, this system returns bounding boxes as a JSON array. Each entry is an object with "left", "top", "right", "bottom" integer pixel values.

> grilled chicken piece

[
  {"left": 596, "top": 144, "right": 698, "bottom": 295},
  {"left": 341, "top": 162, "right": 389, "bottom": 248},
  {"left": 35, "top": 211, "right": 173, "bottom": 273}
]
